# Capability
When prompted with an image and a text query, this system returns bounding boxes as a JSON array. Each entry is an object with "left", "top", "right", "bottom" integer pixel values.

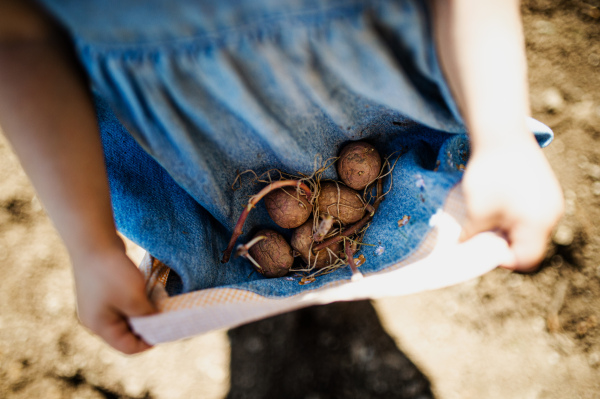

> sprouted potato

[
  {"left": 247, "top": 230, "right": 294, "bottom": 278},
  {"left": 337, "top": 141, "right": 381, "bottom": 190},
  {"left": 264, "top": 187, "right": 312, "bottom": 228},
  {"left": 291, "top": 219, "right": 342, "bottom": 269},
  {"left": 317, "top": 181, "right": 365, "bottom": 225}
]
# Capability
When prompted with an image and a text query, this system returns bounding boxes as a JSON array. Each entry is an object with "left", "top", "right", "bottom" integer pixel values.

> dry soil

[{"left": 1, "top": 2, "right": 599, "bottom": 398}]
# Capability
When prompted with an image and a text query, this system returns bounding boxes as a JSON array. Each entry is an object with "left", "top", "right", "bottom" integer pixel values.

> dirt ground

[{"left": 1, "top": 2, "right": 600, "bottom": 398}]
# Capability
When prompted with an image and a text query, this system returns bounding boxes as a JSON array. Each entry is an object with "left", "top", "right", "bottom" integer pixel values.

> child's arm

[
  {"left": 432, "top": 0, "right": 564, "bottom": 271},
  {"left": 0, "top": 0, "right": 155, "bottom": 354}
]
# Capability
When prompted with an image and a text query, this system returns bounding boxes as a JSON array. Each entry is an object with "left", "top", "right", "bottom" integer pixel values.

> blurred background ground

[{"left": 1, "top": 1, "right": 600, "bottom": 398}]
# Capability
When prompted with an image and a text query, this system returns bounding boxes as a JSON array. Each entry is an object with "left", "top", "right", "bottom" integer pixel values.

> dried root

[{"left": 221, "top": 180, "right": 312, "bottom": 263}]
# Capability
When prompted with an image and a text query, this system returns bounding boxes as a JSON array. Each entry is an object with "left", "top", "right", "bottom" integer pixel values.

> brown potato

[
  {"left": 337, "top": 141, "right": 381, "bottom": 190},
  {"left": 317, "top": 181, "right": 365, "bottom": 225},
  {"left": 291, "top": 220, "right": 342, "bottom": 269},
  {"left": 264, "top": 187, "right": 312, "bottom": 229},
  {"left": 248, "top": 230, "right": 294, "bottom": 278}
]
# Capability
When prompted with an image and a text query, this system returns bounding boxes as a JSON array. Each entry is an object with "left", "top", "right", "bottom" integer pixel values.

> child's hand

[
  {"left": 0, "top": 6, "right": 157, "bottom": 354},
  {"left": 71, "top": 246, "right": 156, "bottom": 354},
  {"left": 432, "top": 0, "right": 564, "bottom": 272},
  {"left": 460, "top": 136, "right": 564, "bottom": 272}
]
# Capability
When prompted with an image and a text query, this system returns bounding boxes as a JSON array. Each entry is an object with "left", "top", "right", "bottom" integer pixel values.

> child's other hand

[
  {"left": 71, "top": 245, "right": 156, "bottom": 354},
  {"left": 460, "top": 135, "right": 564, "bottom": 273}
]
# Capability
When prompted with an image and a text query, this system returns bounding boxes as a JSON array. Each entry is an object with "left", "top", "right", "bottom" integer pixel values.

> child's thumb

[
  {"left": 120, "top": 289, "right": 157, "bottom": 317},
  {"left": 500, "top": 222, "right": 548, "bottom": 273},
  {"left": 459, "top": 213, "right": 498, "bottom": 243}
]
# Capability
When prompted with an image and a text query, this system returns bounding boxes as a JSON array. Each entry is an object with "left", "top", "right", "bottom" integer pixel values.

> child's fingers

[
  {"left": 459, "top": 213, "right": 550, "bottom": 273},
  {"left": 100, "top": 315, "right": 153, "bottom": 355},
  {"left": 501, "top": 221, "right": 552, "bottom": 273},
  {"left": 71, "top": 246, "right": 157, "bottom": 354},
  {"left": 107, "top": 284, "right": 156, "bottom": 354},
  {"left": 116, "top": 285, "right": 157, "bottom": 317},
  {"left": 459, "top": 213, "right": 499, "bottom": 243}
]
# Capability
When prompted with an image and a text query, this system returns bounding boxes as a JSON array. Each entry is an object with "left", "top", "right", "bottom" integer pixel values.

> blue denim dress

[{"left": 39, "top": 0, "right": 552, "bottom": 295}]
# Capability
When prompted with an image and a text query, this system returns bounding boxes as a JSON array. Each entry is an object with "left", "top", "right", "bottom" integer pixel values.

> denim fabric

[{"left": 41, "top": 0, "right": 553, "bottom": 296}]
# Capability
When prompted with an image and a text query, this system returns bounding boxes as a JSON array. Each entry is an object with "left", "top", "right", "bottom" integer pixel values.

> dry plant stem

[
  {"left": 375, "top": 177, "right": 383, "bottom": 209},
  {"left": 312, "top": 211, "right": 373, "bottom": 252},
  {"left": 313, "top": 215, "right": 334, "bottom": 242},
  {"left": 547, "top": 279, "right": 569, "bottom": 333},
  {"left": 345, "top": 239, "right": 361, "bottom": 278},
  {"left": 221, "top": 180, "right": 313, "bottom": 263}
]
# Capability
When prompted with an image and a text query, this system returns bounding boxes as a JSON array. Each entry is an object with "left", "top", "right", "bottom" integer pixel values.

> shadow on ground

[{"left": 227, "top": 300, "right": 433, "bottom": 399}]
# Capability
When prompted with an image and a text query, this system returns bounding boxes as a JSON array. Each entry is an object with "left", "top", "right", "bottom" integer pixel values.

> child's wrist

[
  {"left": 66, "top": 232, "right": 126, "bottom": 266},
  {"left": 469, "top": 124, "right": 539, "bottom": 156}
]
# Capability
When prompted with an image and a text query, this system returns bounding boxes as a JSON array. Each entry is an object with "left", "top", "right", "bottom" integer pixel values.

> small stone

[
  {"left": 533, "top": 18, "right": 555, "bottom": 32},
  {"left": 121, "top": 376, "right": 147, "bottom": 398},
  {"left": 592, "top": 182, "right": 600, "bottom": 196},
  {"left": 547, "top": 351, "right": 561, "bottom": 365},
  {"left": 550, "top": 255, "right": 564, "bottom": 268},
  {"left": 564, "top": 199, "right": 576, "bottom": 216},
  {"left": 532, "top": 316, "right": 547, "bottom": 333},
  {"left": 547, "top": 314, "right": 561, "bottom": 333},
  {"left": 351, "top": 341, "right": 373, "bottom": 363},
  {"left": 589, "top": 165, "right": 600, "bottom": 180},
  {"left": 244, "top": 336, "right": 264, "bottom": 353},
  {"left": 589, "top": 352, "right": 600, "bottom": 367},
  {"left": 507, "top": 273, "right": 523, "bottom": 288},
  {"left": 576, "top": 321, "right": 589, "bottom": 336},
  {"left": 590, "top": 53, "right": 600, "bottom": 67},
  {"left": 541, "top": 88, "right": 565, "bottom": 113},
  {"left": 30, "top": 195, "right": 44, "bottom": 212},
  {"left": 45, "top": 293, "right": 62, "bottom": 315},
  {"left": 553, "top": 225, "right": 574, "bottom": 246},
  {"left": 564, "top": 189, "right": 577, "bottom": 200}
]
